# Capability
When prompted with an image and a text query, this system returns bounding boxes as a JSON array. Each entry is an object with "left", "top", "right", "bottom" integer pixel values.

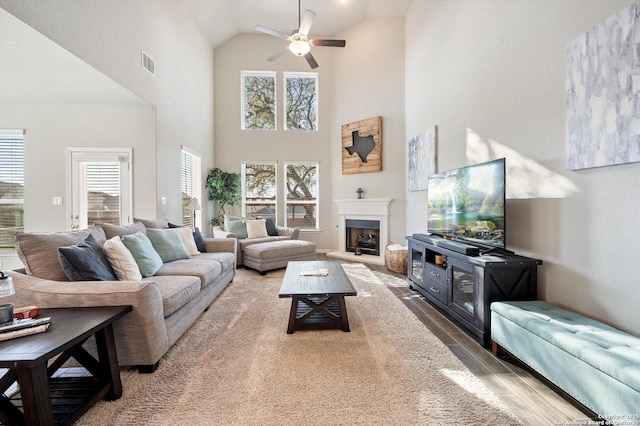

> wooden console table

[{"left": 0, "top": 306, "right": 131, "bottom": 425}]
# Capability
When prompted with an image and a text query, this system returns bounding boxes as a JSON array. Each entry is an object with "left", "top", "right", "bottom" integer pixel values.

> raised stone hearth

[{"left": 327, "top": 198, "right": 392, "bottom": 266}]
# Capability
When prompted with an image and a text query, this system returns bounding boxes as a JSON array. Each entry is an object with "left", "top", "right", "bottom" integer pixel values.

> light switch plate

[{"left": 52, "top": 196, "right": 63, "bottom": 206}]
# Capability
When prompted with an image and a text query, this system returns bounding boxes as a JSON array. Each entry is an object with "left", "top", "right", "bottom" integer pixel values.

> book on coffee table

[
  {"left": 0, "top": 316, "right": 52, "bottom": 341},
  {"left": 299, "top": 268, "right": 329, "bottom": 277},
  {"left": 0, "top": 322, "right": 51, "bottom": 341}
]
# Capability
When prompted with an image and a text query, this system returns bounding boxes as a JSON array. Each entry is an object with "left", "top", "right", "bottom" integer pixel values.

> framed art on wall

[
  {"left": 408, "top": 126, "right": 436, "bottom": 191},
  {"left": 566, "top": 1, "right": 640, "bottom": 170}
]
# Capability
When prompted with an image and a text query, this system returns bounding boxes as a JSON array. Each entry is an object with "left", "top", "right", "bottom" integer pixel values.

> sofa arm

[
  {"left": 277, "top": 226, "right": 300, "bottom": 240},
  {"left": 212, "top": 226, "right": 237, "bottom": 239},
  {"left": 4, "top": 270, "right": 169, "bottom": 367},
  {"left": 203, "top": 237, "right": 237, "bottom": 255}
]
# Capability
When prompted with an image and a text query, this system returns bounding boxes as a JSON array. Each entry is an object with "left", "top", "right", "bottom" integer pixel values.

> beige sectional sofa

[
  {"left": 5, "top": 221, "right": 236, "bottom": 373},
  {"left": 212, "top": 215, "right": 300, "bottom": 266}
]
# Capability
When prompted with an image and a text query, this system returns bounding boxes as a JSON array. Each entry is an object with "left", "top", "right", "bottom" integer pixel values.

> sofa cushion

[
  {"left": 143, "top": 275, "right": 200, "bottom": 317},
  {"left": 122, "top": 232, "right": 163, "bottom": 277},
  {"left": 15, "top": 227, "right": 108, "bottom": 281},
  {"left": 226, "top": 220, "right": 248, "bottom": 239},
  {"left": 146, "top": 229, "right": 192, "bottom": 263},
  {"left": 96, "top": 222, "right": 146, "bottom": 239},
  {"left": 57, "top": 234, "right": 117, "bottom": 281},
  {"left": 102, "top": 236, "right": 143, "bottom": 281},
  {"left": 155, "top": 258, "right": 222, "bottom": 289},
  {"left": 238, "top": 235, "right": 290, "bottom": 253},
  {"left": 246, "top": 219, "right": 268, "bottom": 239},
  {"left": 198, "top": 252, "right": 235, "bottom": 274}
]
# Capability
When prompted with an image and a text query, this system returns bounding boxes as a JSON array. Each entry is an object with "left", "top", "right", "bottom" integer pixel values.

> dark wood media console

[{"left": 406, "top": 235, "right": 542, "bottom": 346}]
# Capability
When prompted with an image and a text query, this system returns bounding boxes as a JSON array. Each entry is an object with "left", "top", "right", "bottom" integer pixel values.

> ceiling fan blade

[
  {"left": 267, "top": 47, "right": 290, "bottom": 62},
  {"left": 304, "top": 52, "right": 319, "bottom": 69},
  {"left": 298, "top": 9, "right": 316, "bottom": 36},
  {"left": 310, "top": 39, "right": 346, "bottom": 48},
  {"left": 255, "top": 25, "right": 290, "bottom": 40}
]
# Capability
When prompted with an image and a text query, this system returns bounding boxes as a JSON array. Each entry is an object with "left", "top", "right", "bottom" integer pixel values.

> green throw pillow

[
  {"left": 121, "top": 232, "right": 163, "bottom": 277},
  {"left": 146, "top": 228, "right": 191, "bottom": 263},
  {"left": 226, "top": 220, "right": 248, "bottom": 239}
]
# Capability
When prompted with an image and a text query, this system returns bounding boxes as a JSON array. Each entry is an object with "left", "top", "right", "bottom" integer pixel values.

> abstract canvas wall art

[
  {"left": 566, "top": 1, "right": 640, "bottom": 170},
  {"left": 408, "top": 126, "right": 436, "bottom": 191}
]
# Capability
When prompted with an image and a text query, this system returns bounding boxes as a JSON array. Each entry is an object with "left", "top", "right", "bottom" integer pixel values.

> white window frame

[
  {"left": 181, "top": 147, "right": 202, "bottom": 229},
  {"left": 241, "top": 161, "right": 278, "bottom": 220},
  {"left": 284, "top": 161, "right": 319, "bottom": 230},
  {"left": 0, "top": 129, "right": 25, "bottom": 249},
  {"left": 67, "top": 147, "right": 132, "bottom": 230},
  {"left": 241, "top": 71, "right": 277, "bottom": 131},
  {"left": 283, "top": 72, "right": 318, "bottom": 131}
]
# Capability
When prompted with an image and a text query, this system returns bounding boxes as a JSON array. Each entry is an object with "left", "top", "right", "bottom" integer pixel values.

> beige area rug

[{"left": 77, "top": 263, "right": 520, "bottom": 425}]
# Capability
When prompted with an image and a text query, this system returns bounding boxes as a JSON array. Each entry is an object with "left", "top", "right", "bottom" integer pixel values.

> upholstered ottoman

[{"left": 243, "top": 240, "right": 317, "bottom": 275}]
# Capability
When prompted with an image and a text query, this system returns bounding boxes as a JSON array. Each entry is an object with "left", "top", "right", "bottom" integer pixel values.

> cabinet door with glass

[
  {"left": 408, "top": 241, "right": 426, "bottom": 288},
  {"left": 447, "top": 258, "right": 479, "bottom": 326}
]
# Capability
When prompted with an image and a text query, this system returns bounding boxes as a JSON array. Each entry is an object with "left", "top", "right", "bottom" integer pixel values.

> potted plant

[{"left": 206, "top": 167, "right": 241, "bottom": 227}]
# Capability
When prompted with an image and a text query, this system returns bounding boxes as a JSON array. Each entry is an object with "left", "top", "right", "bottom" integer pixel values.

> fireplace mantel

[{"left": 329, "top": 198, "right": 392, "bottom": 265}]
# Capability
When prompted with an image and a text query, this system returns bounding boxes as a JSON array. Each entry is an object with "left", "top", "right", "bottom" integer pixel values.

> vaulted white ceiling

[{"left": 187, "top": 0, "right": 412, "bottom": 47}]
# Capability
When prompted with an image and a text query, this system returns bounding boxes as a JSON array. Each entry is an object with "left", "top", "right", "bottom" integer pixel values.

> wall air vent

[{"left": 141, "top": 50, "right": 155, "bottom": 77}]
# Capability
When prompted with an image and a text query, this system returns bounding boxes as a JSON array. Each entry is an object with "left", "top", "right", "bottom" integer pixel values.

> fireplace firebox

[{"left": 346, "top": 219, "right": 380, "bottom": 256}]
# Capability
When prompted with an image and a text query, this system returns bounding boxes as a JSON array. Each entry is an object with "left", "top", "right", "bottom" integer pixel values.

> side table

[{"left": 0, "top": 306, "right": 132, "bottom": 425}]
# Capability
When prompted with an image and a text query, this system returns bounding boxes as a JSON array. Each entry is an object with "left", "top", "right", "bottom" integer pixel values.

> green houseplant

[{"left": 206, "top": 168, "right": 241, "bottom": 227}]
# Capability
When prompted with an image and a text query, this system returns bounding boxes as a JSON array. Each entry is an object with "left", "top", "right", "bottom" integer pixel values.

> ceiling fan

[{"left": 254, "top": 0, "right": 346, "bottom": 69}]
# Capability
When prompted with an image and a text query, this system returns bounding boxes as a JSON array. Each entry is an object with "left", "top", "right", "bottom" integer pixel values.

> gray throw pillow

[
  {"left": 264, "top": 217, "right": 278, "bottom": 236},
  {"left": 121, "top": 232, "right": 163, "bottom": 277},
  {"left": 57, "top": 234, "right": 117, "bottom": 281},
  {"left": 95, "top": 221, "right": 147, "bottom": 239},
  {"left": 193, "top": 227, "right": 206, "bottom": 253}
]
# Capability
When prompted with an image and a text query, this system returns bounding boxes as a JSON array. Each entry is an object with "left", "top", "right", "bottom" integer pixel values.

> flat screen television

[{"left": 427, "top": 158, "right": 506, "bottom": 249}]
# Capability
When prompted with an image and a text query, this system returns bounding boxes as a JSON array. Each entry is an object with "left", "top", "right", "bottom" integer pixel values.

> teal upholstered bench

[{"left": 491, "top": 300, "right": 640, "bottom": 424}]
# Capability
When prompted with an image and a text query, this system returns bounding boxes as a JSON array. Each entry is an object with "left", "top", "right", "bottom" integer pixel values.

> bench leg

[{"left": 491, "top": 341, "right": 505, "bottom": 357}]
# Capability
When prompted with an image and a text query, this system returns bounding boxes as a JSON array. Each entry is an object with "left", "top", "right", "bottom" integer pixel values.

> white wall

[
  {"left": 405, "top": 0, "right": 639, "bottom": 335},
  {"left": 213, "top": 18, "right": 406, "bottom": 251},
  {"left": 213, "top": 34, "right": 335, "bottom": 249},
  {"left": 0, "top": 0, "right": 215, "bottom": 228},
  {"left": 331, "top": 18, "right": 406, "bottom": 248}
]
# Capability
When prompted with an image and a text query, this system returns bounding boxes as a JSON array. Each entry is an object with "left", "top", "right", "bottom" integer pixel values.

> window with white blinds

[
  {"left": 181, "top": 148, "right": 202, "bottom": 229},
  {"left": 0, "top": 131, "right": 25, "bottom": 249},
  {"left": 68, "top": 148, "right": 132, "bottom": 230}
]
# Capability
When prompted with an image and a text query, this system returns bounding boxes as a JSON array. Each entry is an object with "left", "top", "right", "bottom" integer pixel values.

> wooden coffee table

[
  {"left": 279, "top": 261, "right": 357, "bottom": 334},
  {"left": 0, "top": 306, "right": 131, "bottom": 426}
]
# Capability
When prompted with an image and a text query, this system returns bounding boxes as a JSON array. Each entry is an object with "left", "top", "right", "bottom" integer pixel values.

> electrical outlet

[
  {"left": 161, "top": 197, "right": 166, "bottom": 206},
  {"left": 52, "top": 196, "right": 63, "bottom": 206}
]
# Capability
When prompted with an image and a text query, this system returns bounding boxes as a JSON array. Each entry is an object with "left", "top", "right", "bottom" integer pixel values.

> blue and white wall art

[
  {"left": 566, "top": 0, "right": 640, "bottom": 170},
  {"left": 408, "top": 126, "right": 436, "bottom": 191}
]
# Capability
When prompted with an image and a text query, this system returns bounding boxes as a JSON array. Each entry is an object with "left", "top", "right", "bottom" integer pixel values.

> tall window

[
  {"left": 285, "top": 162, "right": 319, "bottom": 230},
  {"left": 0, "top": 130, "right": 24, "bottom": 249},
  {"left": 68, "top": 148, "right": 132, "bottom": 230},
  {"left": 242, "top": 162, "right": 277, "bottom": 220},
  {"left": 284, "top": 72, "right": 318, "bottom": 130},
  {"left": 242, "top": 71, "right": 276, "bottom": 130},
  {"left": 181, "top": 148, "right": 202, "bottom": 229}
]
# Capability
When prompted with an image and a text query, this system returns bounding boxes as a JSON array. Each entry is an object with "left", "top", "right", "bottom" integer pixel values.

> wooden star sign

[{"left": 341, "top": 116, "right": 382, "bottom": 174}]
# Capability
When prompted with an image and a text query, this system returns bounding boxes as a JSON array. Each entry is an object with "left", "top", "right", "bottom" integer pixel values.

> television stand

[{"left": 406, "top": 235, "right": 542, "bottom": 346}]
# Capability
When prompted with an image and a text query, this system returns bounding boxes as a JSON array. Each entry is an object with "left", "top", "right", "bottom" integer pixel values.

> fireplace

[
  {"left": 346, "top": 219, "right": 380, "bottom": 256},
  {"left": 329, "top": 198, "right": 392, "bottom": 265}
]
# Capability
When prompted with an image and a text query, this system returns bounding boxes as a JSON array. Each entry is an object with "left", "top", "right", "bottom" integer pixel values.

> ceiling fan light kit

[{"left": 255, "top": 1, "right": 346, "bottom": 69}]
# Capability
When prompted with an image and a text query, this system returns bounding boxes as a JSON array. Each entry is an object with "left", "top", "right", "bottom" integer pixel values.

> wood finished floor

[
  {"left": 2, "top": 257, "right": 596, "bottom": 425},
  {"left": 354, "top": 257, "right": 596, "bottom": 426}
]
